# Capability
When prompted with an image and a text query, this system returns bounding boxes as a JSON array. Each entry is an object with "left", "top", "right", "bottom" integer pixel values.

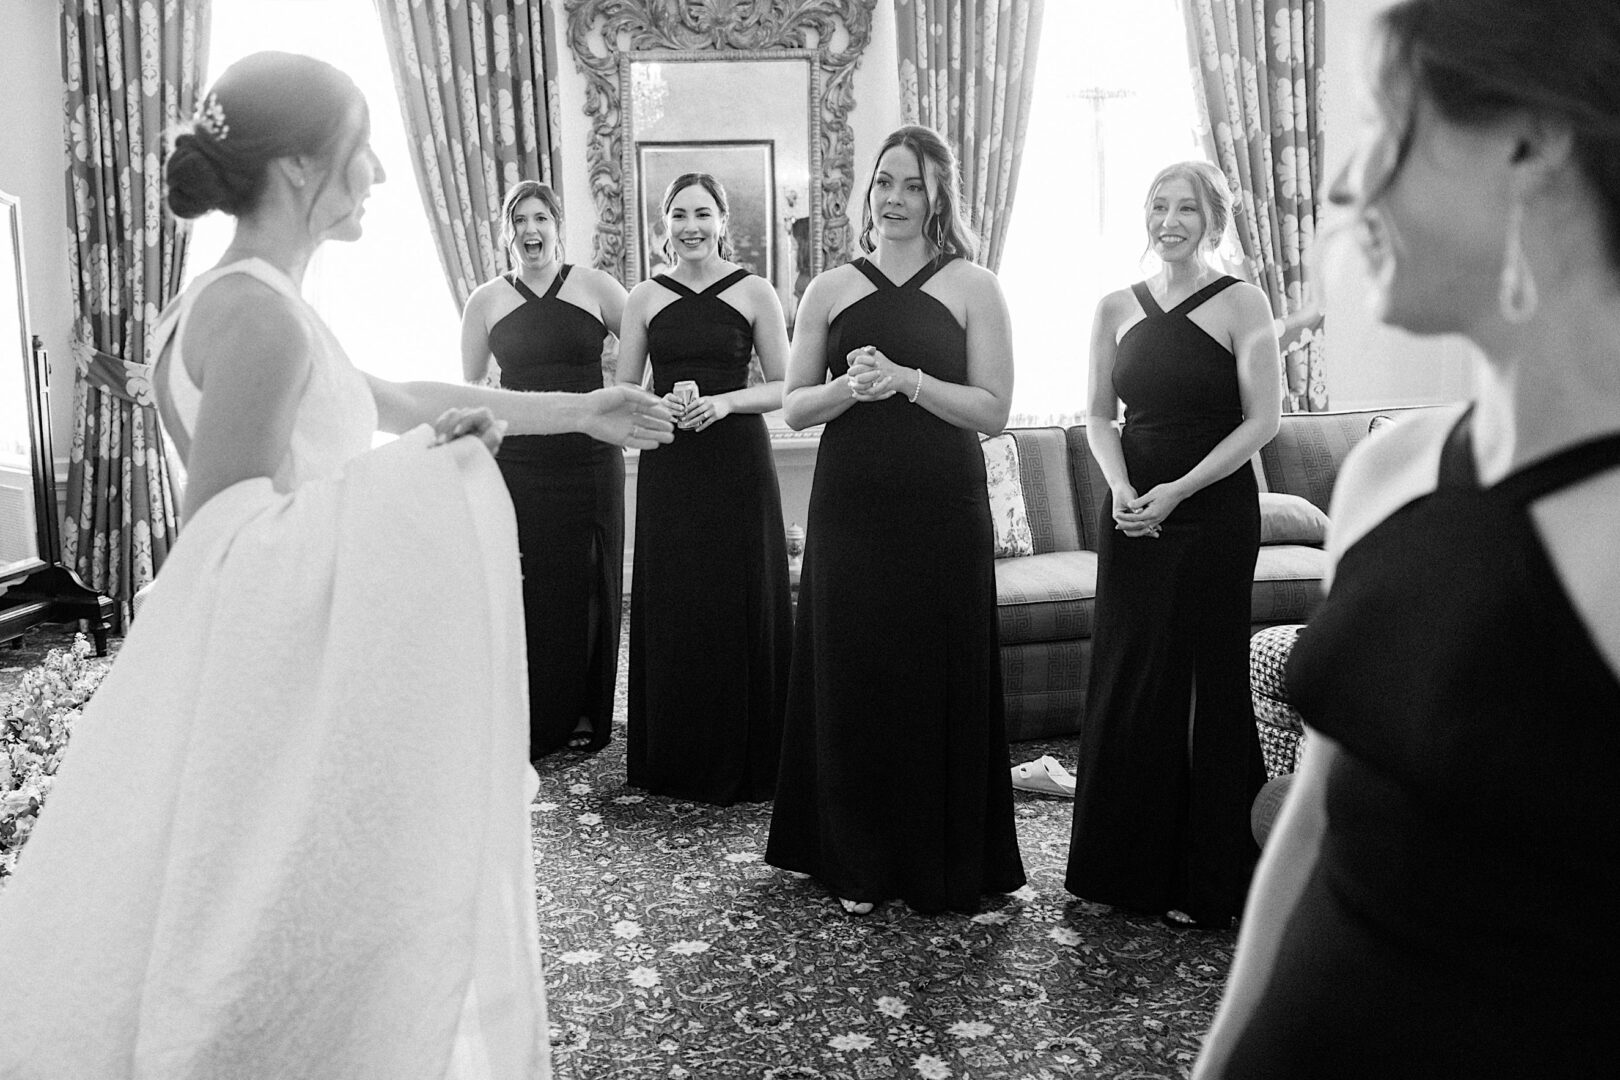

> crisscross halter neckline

[
  {"left": 852, "top": 253, "right": 958, "bottom": 291},
  {"left": 1133, "top": 274, "right": 1239, "bottom": 318},
  {"left": 508, "top": 264, "right": 570, "bottom": 303},
  {"left": 654, "top": 267, "right": 751, "bottom": 298}
]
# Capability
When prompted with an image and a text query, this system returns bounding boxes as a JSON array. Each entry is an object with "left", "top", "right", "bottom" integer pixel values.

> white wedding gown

[{"left": 0, "top": 259, "right": 550, "bottom": 1080}]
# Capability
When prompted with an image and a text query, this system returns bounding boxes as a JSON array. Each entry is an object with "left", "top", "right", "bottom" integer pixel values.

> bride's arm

[
  {"left": 365, "top": 375, "right": 675, "bottom": 449},
  {"left": 174, "top": 280, "right": 313, "bottom": 520}
]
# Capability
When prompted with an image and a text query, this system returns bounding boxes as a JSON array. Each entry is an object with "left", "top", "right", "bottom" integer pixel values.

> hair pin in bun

[{"left": 195, "top": 92, "right": 230, "bottom": 140}]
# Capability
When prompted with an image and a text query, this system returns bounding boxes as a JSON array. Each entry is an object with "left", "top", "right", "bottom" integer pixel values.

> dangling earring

[{"left": 1498, "top": 199, "right": 1539, "bottom": 324}]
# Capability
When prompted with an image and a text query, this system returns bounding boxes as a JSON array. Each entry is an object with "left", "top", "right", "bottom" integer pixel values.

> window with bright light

[
  {"left": 183, "top": 0, "right": 462, "bottom": 386},
  {"left": 998, "top": 0, "right": 1205, "bottom": 426}
]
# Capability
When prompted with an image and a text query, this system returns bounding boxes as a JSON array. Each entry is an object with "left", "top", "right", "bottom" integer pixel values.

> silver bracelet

[{"left": 909, "top": 369, "right": 924, "bottom": 404}]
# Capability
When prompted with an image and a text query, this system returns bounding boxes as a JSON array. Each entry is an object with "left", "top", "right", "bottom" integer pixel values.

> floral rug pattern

[
  {"left": 534, "top": 629, "right": 1234, "bottom": 1080},
  {"left": 4, "top": 621, "right": 1234, "bottom": 1079},
  {"left": 533, "top": 737, "right": 1232, "bottom": 1080}
]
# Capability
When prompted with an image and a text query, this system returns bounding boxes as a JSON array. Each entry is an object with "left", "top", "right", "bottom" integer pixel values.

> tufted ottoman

[{"left": 1250, "top": 624, "right": 1307, "bottom": 780}]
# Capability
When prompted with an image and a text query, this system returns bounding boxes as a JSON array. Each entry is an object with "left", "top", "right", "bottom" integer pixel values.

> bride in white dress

[{"left": 0, "top": 51, "right": 672, "bottom": 1080}]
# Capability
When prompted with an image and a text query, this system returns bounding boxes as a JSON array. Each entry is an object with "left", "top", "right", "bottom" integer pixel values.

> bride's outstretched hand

[{"left": 582, "top": 386, "right": 676, "bottom": 449}]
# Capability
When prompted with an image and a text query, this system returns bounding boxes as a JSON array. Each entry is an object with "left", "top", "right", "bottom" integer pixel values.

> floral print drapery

[
  {"left": 894, "top": 0, "right": 1045, "bottom": 272},
  {"left": 1182, "top": 0, "right": 1326, "bottom": 411},
  {"left": 60, "top": 0, "right": 210, "bottom": 621},
  {"left": 375, "top": 0, "right": 565, "bottom": 311}
]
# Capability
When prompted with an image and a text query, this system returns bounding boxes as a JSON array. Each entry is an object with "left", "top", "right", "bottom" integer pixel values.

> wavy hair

[
  {"left": 858, "top": 125, "right": 978, "bottom": 261},
  {"left": 500, "top": 180, "right": 564, "bottom": 267}
]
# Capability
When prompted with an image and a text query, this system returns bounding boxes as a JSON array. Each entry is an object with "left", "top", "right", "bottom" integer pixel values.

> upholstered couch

[{"left": 993, "top": 405, "right": 1448, "bottom": 742}]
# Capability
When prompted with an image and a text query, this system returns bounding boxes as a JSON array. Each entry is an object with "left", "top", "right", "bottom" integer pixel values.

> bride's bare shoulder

[{"left": 180, "top": 274, "right": 312, "bottom": 386}]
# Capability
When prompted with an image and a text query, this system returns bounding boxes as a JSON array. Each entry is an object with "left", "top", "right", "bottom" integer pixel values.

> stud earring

[{"left": 1498, "top": 199, "right": 1538, "bottom": 324}]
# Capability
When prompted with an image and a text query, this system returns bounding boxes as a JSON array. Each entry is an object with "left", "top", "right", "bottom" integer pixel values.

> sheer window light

[
  {"left": 183, "top": 0, "right": 462, "bottom": 386},
  {"left": 998, "top": 0, "right": 1204, "bottom": 426}
]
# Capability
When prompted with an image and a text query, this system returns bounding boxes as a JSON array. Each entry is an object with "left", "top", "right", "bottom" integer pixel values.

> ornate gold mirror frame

[{"left": 564, "top": 0, "right": 876, "bottom": 285}]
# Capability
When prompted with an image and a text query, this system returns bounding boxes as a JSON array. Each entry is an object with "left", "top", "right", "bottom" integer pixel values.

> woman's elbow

[
  {"left": 782, "top": 395, "right": 813, "bottom": 430},
  {"left": 980, "top": 395, "right": 1012, "bottom": 437}
]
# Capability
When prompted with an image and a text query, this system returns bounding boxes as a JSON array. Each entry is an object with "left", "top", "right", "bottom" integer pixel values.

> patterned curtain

[
  {"left": 894, "top": 0, "right": 1045, "bottom": 271},
  {"left": 375, "top": 0, "right": 564, "bottom": 310},
  {"left": 1182, "top": 0, "right": 1326, "bottom": 411},
  {"left": 60, "top": 0, "right": 211, "bottom": 622}
]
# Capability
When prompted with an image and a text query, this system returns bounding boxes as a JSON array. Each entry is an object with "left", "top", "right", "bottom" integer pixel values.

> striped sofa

[{"left": 995, "top": 405, "right": 1447, "bottom": 742}]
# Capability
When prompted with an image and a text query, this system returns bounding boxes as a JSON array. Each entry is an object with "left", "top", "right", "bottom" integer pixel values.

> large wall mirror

[
  {"left": 0, "top": 189, "right": 114, "bottom": 651},
  {"left": 620, "top": 51, "right": 820, "bottom": 328},
  {"left": 565, "top": 0, "right": 876, "bottom": 300},
  {"left": 0, "top": 191, "right": 43, "bottom": 583}
]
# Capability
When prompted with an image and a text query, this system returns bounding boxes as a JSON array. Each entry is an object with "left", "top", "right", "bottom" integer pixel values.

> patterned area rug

[
  {"left": 4, "top": 620, "right": 1234, "bottom": 1079},
  {"left": 534, "top": 632, "right": 1233, "bottom": 1080}
]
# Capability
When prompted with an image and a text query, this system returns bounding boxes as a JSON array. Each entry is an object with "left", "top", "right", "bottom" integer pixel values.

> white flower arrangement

[{"left": 0, "top": 635, "right": 102, "bottom": 882}]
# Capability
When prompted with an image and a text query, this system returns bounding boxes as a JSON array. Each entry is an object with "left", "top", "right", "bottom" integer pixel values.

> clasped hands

[
  {"left": 663, "top": 390, "right": 732, "bottom": 432},
  {"left": 1112, "top": 482, "right": 1184, "bottom": 539},
  {"left": 845, "top": 346, "right": 913, "bottom": 403}
]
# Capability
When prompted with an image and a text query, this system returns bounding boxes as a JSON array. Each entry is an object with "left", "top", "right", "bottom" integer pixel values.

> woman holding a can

[{"left": 615, "top": 171, "right": 794, "bottom": 805}]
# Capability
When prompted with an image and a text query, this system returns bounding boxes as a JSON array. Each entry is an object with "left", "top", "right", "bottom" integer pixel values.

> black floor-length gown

[
  {"left": 489, "top": 266, "right": 623, "bottom": 758},
  {"left": 626, "top": 268, "right": 792, "bottom": 805},
  {"left": 1066, "top": 275, "right": 1266, "bottom": 925},
  {"left": 1213, "top": 419, "right": 1620, "bottom": 1077},
  {"left": 765, "top": 255, "right": 1027, "bottom": 914}
]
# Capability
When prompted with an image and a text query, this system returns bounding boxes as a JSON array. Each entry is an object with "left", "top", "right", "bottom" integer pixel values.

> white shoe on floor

[{"left": 1010, "top": 754, "right": 1076, "bottom": 797}]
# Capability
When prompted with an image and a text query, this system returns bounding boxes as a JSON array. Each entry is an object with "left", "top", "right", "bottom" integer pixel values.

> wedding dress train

[{"left": 0, "top": 260, "right": 549, "bottom": 1079}]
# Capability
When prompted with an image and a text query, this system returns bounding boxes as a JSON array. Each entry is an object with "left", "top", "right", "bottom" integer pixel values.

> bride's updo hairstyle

[{"left": 166, "top": 51, "right": 367, "bottom": 220}]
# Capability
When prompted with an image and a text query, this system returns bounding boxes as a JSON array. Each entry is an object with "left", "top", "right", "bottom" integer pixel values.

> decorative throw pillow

[
  {"left": 980, "top": 433, "right": 1035, "bottom": 558},
  {"left": 1259, "top": 492, "right": 1331, "bottom": 546}
]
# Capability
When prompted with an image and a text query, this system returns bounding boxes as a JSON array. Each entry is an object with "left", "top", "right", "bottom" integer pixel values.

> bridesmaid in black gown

[
  {"left": 1198, "top": 2, "right": 1620, "bottom": 1072},
  {"left": 1065, "top": 161, "right": 1280, "bottom": 929},
  {"left": 765, "top": 126, "right": 1026, "bottom": 915},
  {"left": 615, "top": 172, "right": 793, "bottom": 806},
  {"left": 462, "top": 181, "right": 629, "bottom": 758}
]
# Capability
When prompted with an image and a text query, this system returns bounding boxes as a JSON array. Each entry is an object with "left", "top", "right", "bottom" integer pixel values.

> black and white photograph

[{"left": 1, "top": 0, "right": 1616, "bottom": 1077}]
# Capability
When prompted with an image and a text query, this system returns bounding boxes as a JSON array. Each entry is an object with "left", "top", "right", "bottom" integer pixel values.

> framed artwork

[{"left": 637, "top": 140, "right": 776, "bottom": 289}]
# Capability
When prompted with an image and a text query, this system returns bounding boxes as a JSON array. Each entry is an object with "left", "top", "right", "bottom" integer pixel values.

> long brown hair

[{"left": 858, "top": 125, "right": 978, "bottom": 261}]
